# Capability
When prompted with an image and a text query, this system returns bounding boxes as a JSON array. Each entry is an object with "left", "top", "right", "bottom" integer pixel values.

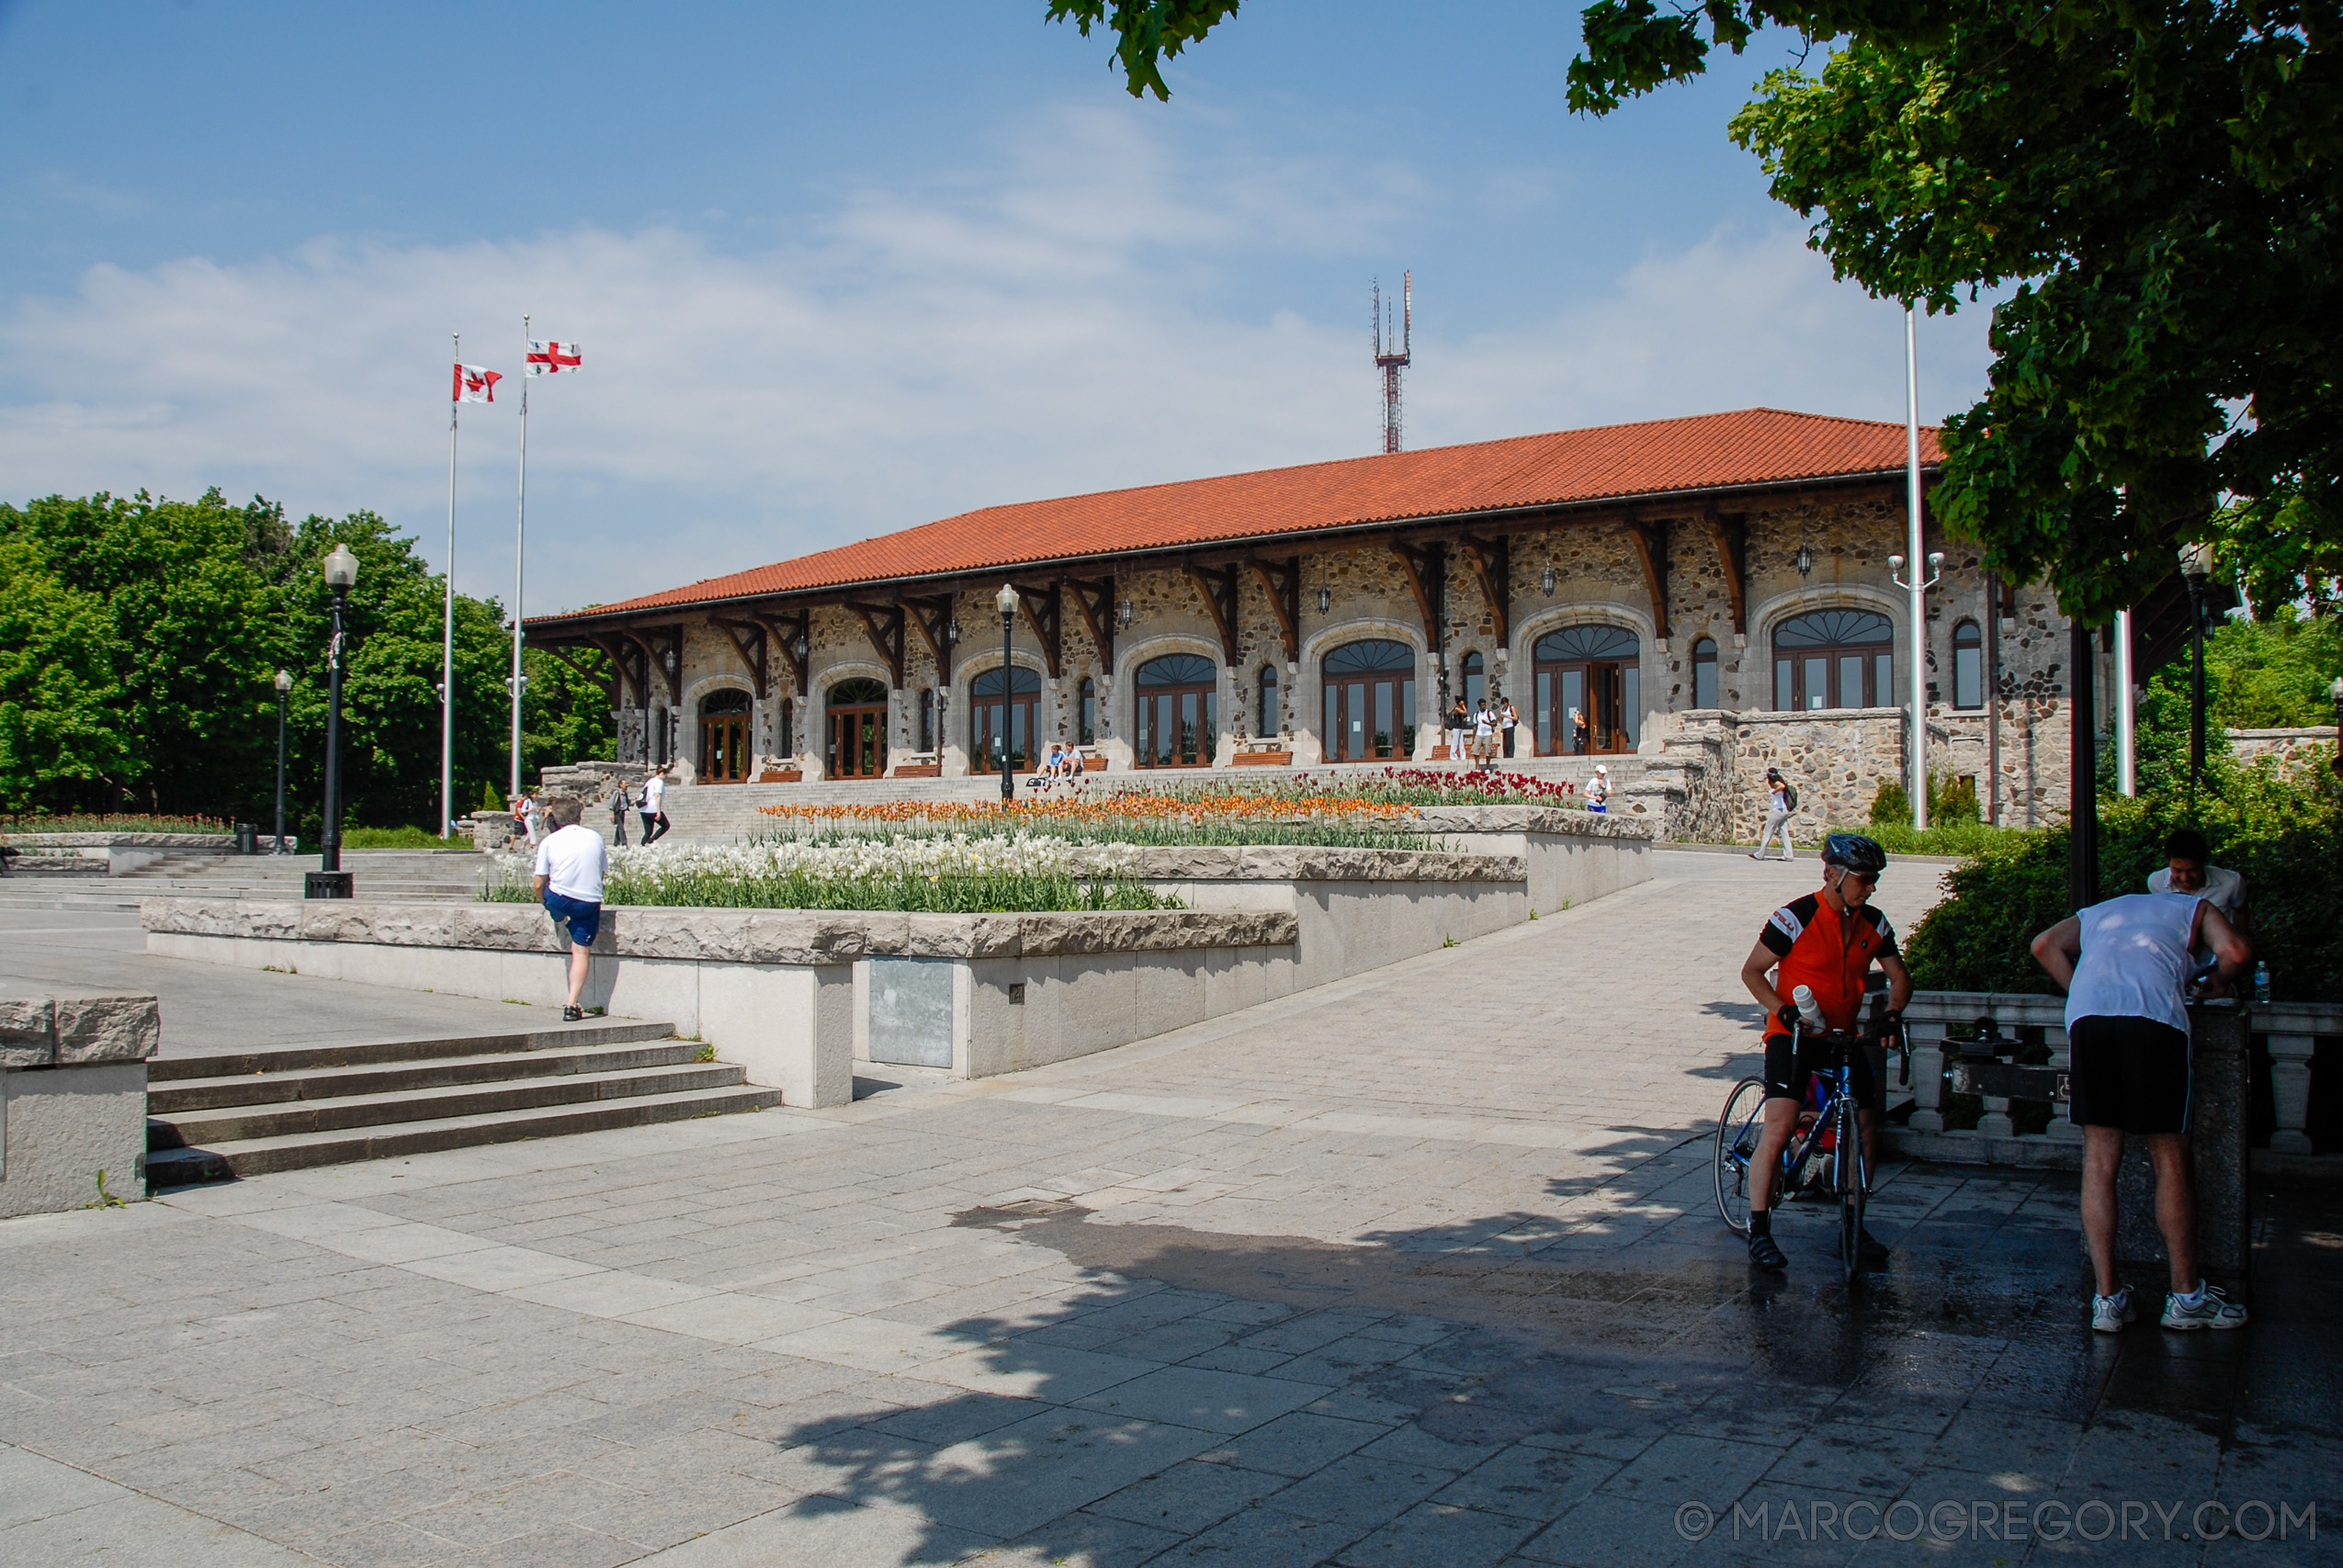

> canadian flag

[
  {"left": 454, "top": 364, "right": 502, "bottom": 403},
  {"left": 526, "top": 339, "right": 582, "bottom": 375}
]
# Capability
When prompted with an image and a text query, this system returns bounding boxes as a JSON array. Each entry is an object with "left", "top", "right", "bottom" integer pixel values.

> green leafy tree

[
  {"left": 0, "top": 538, "right": 128, "bottom": 809},
  {"left": 1060, "top": 1, "right": 2341, "bottom": 623}
]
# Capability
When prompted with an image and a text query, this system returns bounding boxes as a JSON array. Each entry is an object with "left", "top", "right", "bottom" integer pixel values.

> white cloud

[{"left": 0, "top": 104, "right": 1993, "bottom": 616}]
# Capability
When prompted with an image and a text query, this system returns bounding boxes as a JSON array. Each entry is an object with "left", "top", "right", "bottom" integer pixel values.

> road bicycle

[{"left": 1713, "top": 1024, "right": 1900, "bottom": 1286}]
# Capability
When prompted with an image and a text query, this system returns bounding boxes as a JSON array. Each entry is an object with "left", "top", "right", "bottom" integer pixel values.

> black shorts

[
  {"left": 2067, "top": 1015, "right": 2191, "bottom": 1134},
  {"left": 1763, "top": 1033, "right": 1882, "bottom": 1112}
]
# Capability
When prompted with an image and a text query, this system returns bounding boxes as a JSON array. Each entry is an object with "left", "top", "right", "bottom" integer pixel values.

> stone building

[{"left": 526, "top": 408, "right": 2093, "bottom": 838}]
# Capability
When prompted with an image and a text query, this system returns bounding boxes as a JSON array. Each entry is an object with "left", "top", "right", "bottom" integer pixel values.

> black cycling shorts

[
  {"left": 1762, "top": 1033, "right": 1883, "bottom": 1113},
  {"left": 2067, "top": 1015, "right": 2191, "bottom": 1134}
]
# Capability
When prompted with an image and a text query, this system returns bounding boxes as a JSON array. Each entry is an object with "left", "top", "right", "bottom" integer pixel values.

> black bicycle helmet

[{"left": 1821, "top": 832, "right": 1888, "bottom": 877}]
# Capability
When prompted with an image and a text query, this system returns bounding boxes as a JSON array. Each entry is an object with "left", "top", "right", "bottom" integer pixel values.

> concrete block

[
  {"left": 50, "top": 993, "right": 160, "bottom": 1064},
  {"left": 0, "top": 995, "right": 55, "bottom": 1068},
  {"left": 1, "top": 1061, "right": 147, "bottom": 1218}
]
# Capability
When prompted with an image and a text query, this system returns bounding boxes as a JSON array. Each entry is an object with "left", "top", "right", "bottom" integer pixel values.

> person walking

[
  {"left": 1751, "top": 768, "right": 1797, "bottom": 861},
  {"left": 532, "top": 795, "right": 610, "bottom": 1022},
  {"left": 1446, "top": 696, "right": 1470, "bottom": 766},
  {"left": 2031, "top": 829, "right": 2255, "bottom": 1333},
  {"left": 608, "top": 777, "right": 631, "bottom": 847},
  {"left": 1500, "top": 697, "right": 1519, "bottom": 761},
  {"left": 639, "top": 765, "right": 671, "bottom": 845},
  {"left": 517, "top": 789, "right": 542, "bottom": 846}
]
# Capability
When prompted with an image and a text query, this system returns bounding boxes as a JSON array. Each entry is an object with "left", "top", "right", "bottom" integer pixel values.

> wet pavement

[{"left": 3, "top": 850, "right": 2338, "bottom": 1565}]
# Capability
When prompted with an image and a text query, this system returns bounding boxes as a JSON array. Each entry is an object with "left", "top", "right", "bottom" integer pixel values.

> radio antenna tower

[{"left": 1373, "top": 272, "right": 1411, "bottom": 454}]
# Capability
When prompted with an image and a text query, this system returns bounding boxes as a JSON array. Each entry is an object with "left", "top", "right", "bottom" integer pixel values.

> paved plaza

[{"left": 3, "top": 851, "right": 2337, "bottom": 1566}]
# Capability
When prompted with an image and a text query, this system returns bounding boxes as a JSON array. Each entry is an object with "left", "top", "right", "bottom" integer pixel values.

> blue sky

[{"left": 0, "top": 1, "right": 1995, "bottom": 615}]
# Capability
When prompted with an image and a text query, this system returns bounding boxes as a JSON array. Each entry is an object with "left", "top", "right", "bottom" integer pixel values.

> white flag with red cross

[
  {"left": 526, "top": 340, "right": 582, "bottom": 376},
  {"left": 453, "top": 364, "right": 502, "bottom": 402}
]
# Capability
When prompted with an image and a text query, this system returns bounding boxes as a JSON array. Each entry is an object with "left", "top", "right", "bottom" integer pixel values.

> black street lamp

[
  {"left": 2330, "top": 676, "right": 2342, "bottom": 780},
  {"left": 2179, "top": 540, "right": 2213, "bottom": 804},
  {"left": 995, "top": 583, "right": 1018, "bottom": 801},
  {"left": 272, "top": 669, "right": 291, "bottom": 853},
  {"left": 307, "top": 544, "right": 359, "bottom": 899}
]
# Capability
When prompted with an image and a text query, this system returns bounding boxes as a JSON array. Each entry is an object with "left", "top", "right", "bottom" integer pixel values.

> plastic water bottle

[
  {"left": 2253, "top": 963, "right": 2271, "bottom": 1005},
  {"left": 1793, "top": 984, "right": 1827, "bottom": 1031}
]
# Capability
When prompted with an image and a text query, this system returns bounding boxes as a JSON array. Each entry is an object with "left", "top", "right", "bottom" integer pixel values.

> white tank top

[{"left": 2065, "top": 892, "right": 2202, "bottom": 1036}]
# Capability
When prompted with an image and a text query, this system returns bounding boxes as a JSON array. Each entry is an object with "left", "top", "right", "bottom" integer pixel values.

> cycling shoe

[{"left": 1748, "top": 1233, "right": 1790, "bottom": 1271}]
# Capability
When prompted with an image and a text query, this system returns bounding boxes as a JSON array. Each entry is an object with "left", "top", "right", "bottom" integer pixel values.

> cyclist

[{"left": 1736, "top": 831, "right": 1911, "bottom": 1270}]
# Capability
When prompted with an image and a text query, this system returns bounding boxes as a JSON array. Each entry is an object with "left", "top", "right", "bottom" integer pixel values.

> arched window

[
  {"left": 1320, "top": 638, "right": 1417, "bottom": 761},
  {"left": 1135, "top": 653, "right": 1217, "bottom": 767},
  {"left": 825, "top": 679, "right": 889, "bottom": 778},
  {"left": 1773, "top": 609, "right": 1894, "bottom": 711},
  {"left": 779, "top": 698, "right": 794, "bottom": 759},
  {"left": 1533, "top": 624, "right": 1640, "bottom": 754},
  {"left": 697, "top": 688, "right": 751, "bottom": 784},
  {"left": 1077, "top": 676, "right": 1097, "bottom": 746},
  {"left": 917, "top": 687, "right": 934, "bottom": 752},
  {"left": 1259, "top": 663, "right": 1279, "bottom": 736},
  {"left": 1692, "top": 637, "right": 1719, "bottom": 709},
  {"left": 1952, "top": 619, "right": 1985, "bottom": 710},
  {"left": 969, "top": 665, "right": 1041, "bottom": 773},
  {"left": 1460, "top": 650, "right": 1486, "bottom": 716}
]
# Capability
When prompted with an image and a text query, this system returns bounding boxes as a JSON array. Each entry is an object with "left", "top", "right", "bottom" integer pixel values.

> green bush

[
  {"left": 1869, "top": 779, "right": 1911, "bottom": 825},
  {"left": 480, "top": 780, "right": 504, "bottom": 812},
  {"left": 1903, "top": 759, "right": 2343, "bottom": 1000},
  {"left": 342, "top": 826, "right": 470, "bottom": 850},
  {"left": 1930, "top": 773, "right": 1981, "bottom": 824},
  {"left": 482, "top": 866, "right": 1173, "bottom": 914},
  {"left": 1833, "top": 818, "right": 2032, "bottom": 858}
]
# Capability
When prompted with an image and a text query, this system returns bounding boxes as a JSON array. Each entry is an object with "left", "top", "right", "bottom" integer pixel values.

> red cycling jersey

[{"left": 1758, "top": 891, "right": 1898, "bottom": 1040}]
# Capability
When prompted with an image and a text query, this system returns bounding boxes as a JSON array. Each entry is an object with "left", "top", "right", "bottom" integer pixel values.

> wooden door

[
  {"left": 826, "top": 705, "right": 888, "bottom": 777},
  {"left": 698, "top": 715, "right": 748, "bottom": 783}
]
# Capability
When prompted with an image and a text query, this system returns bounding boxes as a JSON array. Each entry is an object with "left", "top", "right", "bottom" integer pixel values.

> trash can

[{"left": 234, "top": 822, "right": 260, "bottom": 856}]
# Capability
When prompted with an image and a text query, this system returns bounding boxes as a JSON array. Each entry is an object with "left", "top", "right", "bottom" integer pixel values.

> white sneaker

[
  {"left": 2091, "top": 1286, "right": 2134, "bottom": 1333},
  {"left": 2161, "top": 1280, "right": 2248, "bottom": 1330}
]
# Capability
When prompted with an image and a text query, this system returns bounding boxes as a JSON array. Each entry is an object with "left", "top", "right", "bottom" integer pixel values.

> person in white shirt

[
  {"left": 1751, "top": 768, "right": 1795, "bottom": 861},
  {"left": 1586, "top": 763, "right": 1610, "bottom": 812},
  {"left": 2032, "top": 827, "right": 2254, "bottom": 1335},
  {"left": 639, "top": 766, "right": 670, "bottom": 845},
  {"left": 1499, "top": 699, "right": 1520, "bottom": 761},
  {"left": 517, "top": 791, "right": 542, "bottom": 845},
  {"left": 532, "top": 795, "right": 611, "bottom": 1021}
]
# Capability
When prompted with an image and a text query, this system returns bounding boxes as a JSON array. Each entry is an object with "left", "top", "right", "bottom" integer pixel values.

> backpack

[{"left": 1782, "top": 783, "right": 1800, "bottom": 812}]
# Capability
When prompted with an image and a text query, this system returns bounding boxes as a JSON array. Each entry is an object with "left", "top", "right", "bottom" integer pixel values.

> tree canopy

[
  {"left": 1054, "top": 0, "right": 2341, "bottom": 623},
  {"left": 0, "top": 491, "right": 612, "bottom": 828}
]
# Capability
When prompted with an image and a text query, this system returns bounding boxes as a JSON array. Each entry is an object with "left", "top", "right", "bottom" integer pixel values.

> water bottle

[
  {"left": 1793, "top": 984, "right": 1826, "bottom": 1031},
  {"left": 2253, "top": 963, "right": 2271, "bottom": 1005}
]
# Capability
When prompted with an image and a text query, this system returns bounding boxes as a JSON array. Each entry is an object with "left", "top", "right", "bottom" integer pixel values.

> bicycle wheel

[
  {"left": 1834, "top": 1097, "right": 1867, "bottom": 1285},
  {"left": 1715, "top": 1077, "right": 1768, "bottom": 1235}
]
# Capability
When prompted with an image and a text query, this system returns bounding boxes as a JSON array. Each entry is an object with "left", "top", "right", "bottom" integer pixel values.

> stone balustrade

[
  {"left": 2258, "top": 1000, "right": 2342, "bottom": 1162},
  {"left": 0, "top": 989, "right": 158, "bottom": 1216}
]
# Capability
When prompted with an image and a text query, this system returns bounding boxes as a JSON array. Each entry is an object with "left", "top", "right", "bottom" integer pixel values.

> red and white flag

[
  {"left": 454, "top": 364, "right": 503, "bottom": 402},
  {"left": 526, "top": 339, "right": 582, "bottom": 376}
]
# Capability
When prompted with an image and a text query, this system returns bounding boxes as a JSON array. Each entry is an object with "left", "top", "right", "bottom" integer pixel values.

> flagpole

[
  {"left": 509, "top": 313, "right": 529, "bottom": 801},
  {"left": 443, "top": 332, "right": 459, "bottom": 840}
]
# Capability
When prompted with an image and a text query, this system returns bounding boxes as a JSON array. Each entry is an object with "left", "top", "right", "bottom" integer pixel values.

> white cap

[{"left": 1595, "top": 764, "right": 1608, "bottom": 773}]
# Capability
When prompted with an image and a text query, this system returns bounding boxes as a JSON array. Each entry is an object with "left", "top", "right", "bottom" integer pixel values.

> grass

[
  {"left": 482, "top": 867, "right": 1178, "bottom": 914},
  {"left": 1, "top": 813, "right": 232, "bottom": 835},
  {"left": 342, "top": 826, "right": 473, "bottom": 850},
  {"left": 1826, "top": 818, "right": 2042, "bottom": 857}
]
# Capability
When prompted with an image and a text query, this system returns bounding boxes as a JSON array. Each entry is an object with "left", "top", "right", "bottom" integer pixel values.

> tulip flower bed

[
  {"left": 481, "top": 832, "right": 1174, "bottom": 913},
  {"left": 752, "top": 772, "right": 1578, "bottom": 848}
]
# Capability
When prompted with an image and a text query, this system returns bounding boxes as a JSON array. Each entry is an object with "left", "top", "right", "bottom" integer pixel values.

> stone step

[
  {"left": 149, "top": 1060, "right": 753, "bottom": 1145},
  {"left": 149, "top": 1039, "right": 708, "bottom": 1111},
  {"left": 148, "top": 1020, "right": 680, "bottom": 1080},
  {"left": 143, "top": 1083, "right": 775, "bottom": 1183}
]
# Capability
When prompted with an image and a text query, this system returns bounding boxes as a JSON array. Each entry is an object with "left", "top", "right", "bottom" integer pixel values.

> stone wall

[{"left": 2228, "top": 727, "right": 2338, "bottom": 777}]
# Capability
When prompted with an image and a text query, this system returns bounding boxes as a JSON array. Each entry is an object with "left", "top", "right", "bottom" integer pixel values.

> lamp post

[
  {"left": 995, "top": 584, "right": 1018, "bottom": 801},
  {"left": 307, "top": 544, "right": 359, "bottom": 899},
  {"left": 2179, "top": 541, "right": 2213, "bottom": 803},
  {"left": 1889, "top": 548, "right": 1944, "bottom": 827},
  {"left": 272, "top": 669, "right": 291, "bottom": 853}
]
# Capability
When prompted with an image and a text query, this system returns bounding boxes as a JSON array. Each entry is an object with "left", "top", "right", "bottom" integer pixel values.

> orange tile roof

[{"left": 535, "top": 407, "right": 1940, "bottom": 626}]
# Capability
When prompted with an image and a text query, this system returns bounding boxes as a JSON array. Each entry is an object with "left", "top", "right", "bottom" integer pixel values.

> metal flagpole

[
  {"left": 509, "top": 314, "right": 529, "bottom": 800},
  {"left": 2114, "top": 606, "right": 2136, "bottom": 795},
  {"left": 442, "top": 332, "right": 459, "bottom": 838},
  {"left": 1904, "top": 307, "right": 1930, "bottom": 830}
]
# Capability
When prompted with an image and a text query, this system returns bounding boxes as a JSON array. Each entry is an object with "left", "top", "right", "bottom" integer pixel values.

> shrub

[
  {"left": 481, "top": 780, "right": 504, "bottom": 812},
  {"left": 1868, "top": 779, "right": 1910, "bottom": 825},
  {"left": 1930, "top": 773, "right": 1981, "bottom": 824},
  {"left": 1903, "top": 759, "right": 2343, "bottom": 1000}
]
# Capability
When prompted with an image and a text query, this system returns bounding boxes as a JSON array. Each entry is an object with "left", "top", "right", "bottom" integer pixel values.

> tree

[
  {"left": 1057, "top": 0, "right": 2341, "bottom": 624},
  {"left": 0, "top": 538, "right": 127, "bottom": 810}
]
